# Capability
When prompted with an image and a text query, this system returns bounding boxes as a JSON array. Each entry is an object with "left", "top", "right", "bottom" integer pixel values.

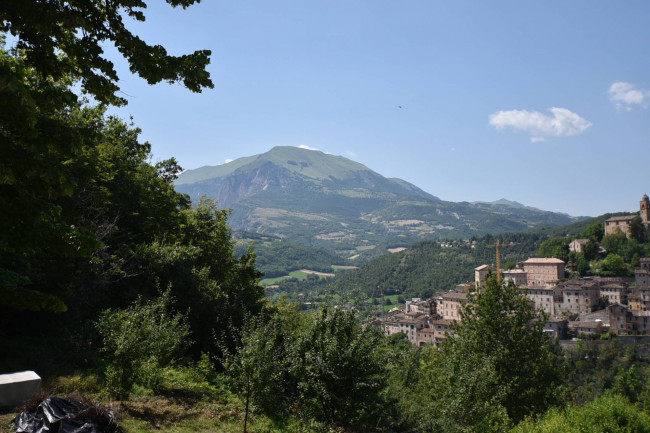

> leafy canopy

[
  {"left": 1, "top": 0, "right": 213, "bottom": 105},
  {"left": 410, "top": 275, "right": 562, "bottom": 432}
]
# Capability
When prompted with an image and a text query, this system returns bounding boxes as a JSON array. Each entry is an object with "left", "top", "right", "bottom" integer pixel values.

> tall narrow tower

[{"left": 641, "top": 194, "right": 650, "bottom": 225}]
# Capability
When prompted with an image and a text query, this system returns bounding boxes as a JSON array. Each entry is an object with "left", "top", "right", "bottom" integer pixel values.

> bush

[{"left": 96, "top": 288, "right": 191, "bottom": 395}]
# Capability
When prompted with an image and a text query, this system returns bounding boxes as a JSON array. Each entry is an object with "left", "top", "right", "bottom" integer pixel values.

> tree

[
  {"left": 415, "top": 276, "right": 562, "bottom": 431},
  {"left": 580, "top": 222, "right": 604, "bottom": 242},
  {"left": 629, "top": 216, "right": 647, "bottom": 243},
  {"left": 598, "top": 253, "right": 629, "bottom": 277},
  {"left": 1, "top": 0, "right": 212, "bottom": 105},
  {"left": 537, "top": 237, "right": 570, "bottom": 262},
  {"left": 223, "top": 304, "right": 302, "bottom": 432},
  {"left": 582, "top": 239, "right": 600, "bottom": 261},
  {"left": 602, "top": 230, "right": 628, "bottom": 255},
  {"left": 291, "top": 308, "right": 388, "bottom": 428}
]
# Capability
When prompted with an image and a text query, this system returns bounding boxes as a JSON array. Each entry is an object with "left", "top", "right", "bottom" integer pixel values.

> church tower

[{"left": 641, "top": 194, "right": 650, "bottom": 225}]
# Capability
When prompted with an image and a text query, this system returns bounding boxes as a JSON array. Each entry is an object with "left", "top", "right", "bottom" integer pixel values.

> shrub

[{"left": 96, "top": 288, "right": 191, "bottom": 395}]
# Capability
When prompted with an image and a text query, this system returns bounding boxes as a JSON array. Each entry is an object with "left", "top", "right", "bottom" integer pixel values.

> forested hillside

[
  {"left": 233, "top": 231, "right": 347, "bottom": 277},
  {"left": 325, "top": 214, "right": 622, "bottom": 298}
]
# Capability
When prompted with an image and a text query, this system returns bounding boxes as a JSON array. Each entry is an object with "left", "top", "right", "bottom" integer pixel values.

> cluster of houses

[
  {"left": 379, "top": 257, "right": 650, "bottom": 346},
  {"left": 378, "top": 194, "right": 650, "bottom": 345}
]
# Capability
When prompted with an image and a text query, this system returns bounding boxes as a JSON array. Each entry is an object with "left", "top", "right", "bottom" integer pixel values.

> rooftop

[
  {"left": 605, "top": 215, "right": 638, "bottom": 222},
  {"left": 523, "top": 258, "right": 565, "bottom": 264},
  {"left": 441, "top": 291, "right": 468, "bottom": 301}
]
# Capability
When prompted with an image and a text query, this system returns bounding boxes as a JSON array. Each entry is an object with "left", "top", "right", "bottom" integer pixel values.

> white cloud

[
  {"left": 224, "top": 158, "right": 233, "bottom": 164},
  {"left": 489, "top": 107, "right": 592, "bottom": 142},
  {"left": 608, "top": 81, "right": 648, "bottom": 111},
  {"left": 345, "top": 150, "right": 358, "bottom": 158},
  {"left": 298, "top": 145, "right": 319, "bottom": 151}
]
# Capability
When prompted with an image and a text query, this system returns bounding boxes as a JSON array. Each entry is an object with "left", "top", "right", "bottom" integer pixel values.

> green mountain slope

[{"left": 175, "top": 146, "right": 584, "bottom": 261}]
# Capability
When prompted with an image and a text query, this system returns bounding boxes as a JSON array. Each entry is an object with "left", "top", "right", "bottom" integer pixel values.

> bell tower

[{"left": 641, "top": 194, "right": 650, "bottom": 225}]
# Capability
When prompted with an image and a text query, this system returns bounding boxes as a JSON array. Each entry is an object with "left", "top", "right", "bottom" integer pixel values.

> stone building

[
  {"left": 599, "top": 283, "right": 628, "bottom": 305},
  {"left": 503, "top": 269, "right": 528, "bottom": 287},
  {"left": 439, "top": 291, "right": 468, "bottom": 320},
  {"left": 381, "top": 311, "right": 429, "bottom": 344},
  {"left": 555, "top": 280, "right": 600, "bottom": 315},
  {"left": 523, "top": 286, "right": 559, "bottom": 315},
  {"left": 406, "top": 298, "right": 437, "bottom": 316},
  {"left": 608, "top": 304, "right": 650, "bottom": 335},
  {"left": 603, "top": 194, "right": 650, "bottom": 237},
  {"left": 474, "top": 265, "right": 493, "bottom": 288},
  {"left": 636, "top": 258, "right": 650, "bottom": 288},
  {"left": 604, "top": 215, "right": 639, "bottom": 238},
  {"left": 568, "top": 320, "right": 604, "bottom": 336},
  {"left": 523, "top": 258, "right": 565, "bottom": 287}
]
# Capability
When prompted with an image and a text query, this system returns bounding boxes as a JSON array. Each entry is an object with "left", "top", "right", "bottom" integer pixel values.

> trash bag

[{"left": 14, "top": 396, "right": 122, "bottom": 433}]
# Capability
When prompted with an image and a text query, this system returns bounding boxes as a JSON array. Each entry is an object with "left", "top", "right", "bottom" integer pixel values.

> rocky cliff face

[{"left": 178, "top": 161, "right": 297, "bottom": 208}]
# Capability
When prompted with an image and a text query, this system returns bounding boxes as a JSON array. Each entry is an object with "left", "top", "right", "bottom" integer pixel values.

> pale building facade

[
  {"left": 600, "top": 284, "right": 628, "bottom": 305},
  {"left": 569, "top": 239, "right": 589, "bottom": 253},
  {"left": 523, "top": 286, "right": 559, "bottom": 315},
  {"left": 503, "top": 269, "right": 528, "bottom": 287},
  {"left": 555, "top": 280, "right": 600, "bottom": 315},
  {"left": 474, "top": 265, "right": 492, "bottom": 288},
  {"left": 523, "top": 258, "right": 565, "bottom": 287},
  {"left": 440, "top": 291, "right": 467, "bottom": 320}
]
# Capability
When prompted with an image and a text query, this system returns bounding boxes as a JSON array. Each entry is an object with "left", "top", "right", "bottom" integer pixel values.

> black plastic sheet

[{"left": 14, "top": 396, "right": 121, "bottom": 433}]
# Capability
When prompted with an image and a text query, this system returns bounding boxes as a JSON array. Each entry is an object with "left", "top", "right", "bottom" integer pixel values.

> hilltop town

[{"left": 379, "top": 194, "right": 650, "bottom": 345}]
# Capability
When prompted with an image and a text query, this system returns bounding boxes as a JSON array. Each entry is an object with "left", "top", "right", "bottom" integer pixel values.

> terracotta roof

[
  {"left": 569, "top": 321, "right": 603, "bottom": 329},
  {"left": 433, "top": 319, "right": 454, "bottom": 326},
  {"left": 605, "top": 215, "right": 637, "bottom": 222},
  {"left": 442, "top": 291, "right": 468, "bottom": 301},
  {"left": 523, "top": 258, "right": 565, "bottom": 264}
]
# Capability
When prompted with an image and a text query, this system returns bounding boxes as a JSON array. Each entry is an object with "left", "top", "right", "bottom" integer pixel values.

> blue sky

[{"left": 107, "top": 1, "right": 650, "bottom": 217}]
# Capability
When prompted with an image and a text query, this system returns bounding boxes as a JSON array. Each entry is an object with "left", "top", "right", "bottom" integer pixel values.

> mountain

[
  {"left": 472, "top": 198, "right": 528, "bottom": 208},
  {"left": 174, "top": 146, "right": 583, "bottom": 261}
]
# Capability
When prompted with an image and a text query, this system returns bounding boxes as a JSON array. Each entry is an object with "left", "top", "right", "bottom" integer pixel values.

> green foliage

[
  {"left": 563, "top": 340, "right": 639, "bottom": 404},
  {"left": 512, "top": 394, "right": 650, "bottom": 433},
  {"left": 580, "top": 221, "right": 604, "bottom": 242},
  {"left": 96, "top": 289, "right": 191, "bottom": 394},
  {"left": 225, "top": 305, "right": 389, "bottom": 430},
  {"left": 598, "top": 253, "right": 630, "bottom": 277},
  {"left": 235, "top": 232, "right": 345, "bottom": 278},
  {"left": 406, "top": 276, "right": 562, "bottom": 432},
  {"left": 329, "top": 233, "right": 545, "bottom": 298},
  {"left": 537, "top": 236, "right": 570, "bottom": 262},
  {"left": 629, "top": 216, "right": 647, "bottom": 242},
  {"left": 1, "top": 0, "right": 212, "bottom": 105}
]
